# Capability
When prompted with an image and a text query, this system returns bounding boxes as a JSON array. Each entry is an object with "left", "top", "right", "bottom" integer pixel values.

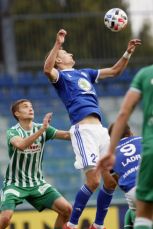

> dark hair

[
  {"left": 108, "top": 123, "right": 132, "bottom": 138},
  {"left": 11, "top": 99, "right": 32, "bottom": 121}
]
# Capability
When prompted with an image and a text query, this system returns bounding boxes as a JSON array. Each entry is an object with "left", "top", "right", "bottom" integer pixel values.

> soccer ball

[{"left": 104, "top": 8, "right": 128, "bottom": 32}]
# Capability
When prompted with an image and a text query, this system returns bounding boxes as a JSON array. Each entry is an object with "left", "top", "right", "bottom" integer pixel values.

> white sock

[{"left": 134, "top": 217, "right": 152, "bottom": 228}]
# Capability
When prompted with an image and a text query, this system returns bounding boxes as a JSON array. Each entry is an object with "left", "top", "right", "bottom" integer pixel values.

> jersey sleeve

[
  {"left": 130, "top": 69, "right": 144, "bottom": 93},
  {"left": 7, "top": 128, "right": 20, "bottom": 145},
  {"left": 84, "top": 68, "right": 100, "bottom": 84},
  {"left": 45, "top": 126, "right": 57, "bottom": 141},
  {"left": 52, "top": 71, "right": 66, "bottom": 91}
]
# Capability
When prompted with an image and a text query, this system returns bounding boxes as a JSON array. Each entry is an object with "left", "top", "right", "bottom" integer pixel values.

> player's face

[
  {"left": 15, "top": 102, "right": 34, "bottom": 121},
  {"left": 57, "top": 49, "right": 75, "bottom": 67}
]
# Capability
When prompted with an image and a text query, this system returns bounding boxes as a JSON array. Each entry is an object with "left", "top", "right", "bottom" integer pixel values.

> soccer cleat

[
  {"left": 63, "top": 223, "right": 76, "bottom": 229},
  {"left": 88, "top": 225, "right": 106, "bottom": 229}
]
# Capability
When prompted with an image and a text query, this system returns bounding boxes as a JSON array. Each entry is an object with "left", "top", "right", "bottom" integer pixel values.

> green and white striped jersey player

[
  {"left": 6, "top": 122, "right": 56, "bottom": 187},
  {"left": 0, "top": 99, "right": 72, "bottom": 229}
]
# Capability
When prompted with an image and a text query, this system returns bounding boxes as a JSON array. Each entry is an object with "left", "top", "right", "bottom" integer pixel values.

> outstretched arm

[
  {"left": 44, "top": 29, "right": 67, "bottom": 81},
  {"left": 54, "top": 130, "right": 71, "bottom": 140},
  {"left": 98, "top": 39, "right": 141, "bottom": 79}
]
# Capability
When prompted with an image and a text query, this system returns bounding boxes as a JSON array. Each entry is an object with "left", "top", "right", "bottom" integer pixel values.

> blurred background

[{"left": 0, "top": 0, "right": 153, "bottom": 228}]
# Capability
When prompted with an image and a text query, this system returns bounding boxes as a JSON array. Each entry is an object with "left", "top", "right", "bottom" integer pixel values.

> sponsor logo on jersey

[
  {"left": 78, "top": 78, "right": 92, "bottom": 91},
  {"left": 123, "top": 166, "right": 139, "bottom": 179},
  {"left": 18, "top": 143, "right": 42, "bottom": 154}
]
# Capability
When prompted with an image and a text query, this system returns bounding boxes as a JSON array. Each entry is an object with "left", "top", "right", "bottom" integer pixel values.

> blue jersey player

[
  {"left": 44, "top": 29, "right": 141, "bottom": 229},
  {"left": 102, "top": 123, "right": 142, "bottom": 229}
]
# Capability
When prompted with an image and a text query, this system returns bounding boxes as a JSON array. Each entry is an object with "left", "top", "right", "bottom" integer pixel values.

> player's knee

[
  {"left": 0, "top": 211, "right": 13, "bottom": 228},
  {"left": 104, "top": 179, "right": 117, "bottom": 190},
  {"left": 87, "top": 179, "right": 100, "bottom": 191},
  {"left": 62, "top": 203, "right": 72, "bottom": 221},
  {"left": 1, "top": 216, "right": 10, "bottom": 228},
  {"left": 93, "top": 179, "right": 100, "bottom": 190},
  {"left": 86, "top": 169, "right": 101, "bottom": 191}
]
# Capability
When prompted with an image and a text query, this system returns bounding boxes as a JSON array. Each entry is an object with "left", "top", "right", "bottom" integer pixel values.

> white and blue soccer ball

[{"left": 104, "top": 8, "right": 128, "bottom": 32}]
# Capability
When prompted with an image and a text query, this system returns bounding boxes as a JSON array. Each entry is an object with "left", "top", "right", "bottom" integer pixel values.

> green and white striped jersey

[{"left": 5, "top": 122, "right": 57, "bottom": 187}]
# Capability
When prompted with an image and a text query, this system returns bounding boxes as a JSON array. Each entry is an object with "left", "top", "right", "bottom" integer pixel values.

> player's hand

[
  {"left": 42, "top": 112, "right": 53, "bottom": 130},
  {"left": 56, "top": 29, "right": 67, "bottom": 45},
  {"left": 127, "top": 39, "right": 142, "bottom": 54},
  {"left": 96, "top": 153, "right": 116, "bottom": 172}
]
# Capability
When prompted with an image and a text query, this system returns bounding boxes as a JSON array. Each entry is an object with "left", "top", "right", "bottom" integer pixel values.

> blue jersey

[
  {"left": 113, "top": 136, "right": 142, "bottom": 193},
  {"left": 53, "top": 68, "right": 102, "bottom": 124}
]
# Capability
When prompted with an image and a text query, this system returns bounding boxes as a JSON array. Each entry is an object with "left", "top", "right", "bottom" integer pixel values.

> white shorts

[
  {"left": 125, "top": 186, "right": 136, "bottom": 210},
  {"left": 70, "top": 124, "right": 110, "bottom": 169}
]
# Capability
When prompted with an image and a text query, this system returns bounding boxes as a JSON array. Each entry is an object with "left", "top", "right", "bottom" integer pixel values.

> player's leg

[
  {"left": 64, "top": 168, "right": 98, "bottom": 229},
  {"left": 27, "top": 183, "right": 72, "bottom": 229},
  {"left": 0, "top": 185, "right": 25, "bottom": 229},
  {"left": 89, "top": 170, "right": 116, "bottom": 229},
  {"left": 89, "top": 128, "right": 114, "bottom": 229},
  {"left": 124, "top": 208, "right": 135, "bottom": 229},
  {"left": 0, "top": 210, "right": 14, "bottom": 229},
  {"left": 134, "top": 150, "right": 153, "bottom": 229},
  {"left": 123, "top": 187, "right": 137, "bottom": 229},
  {"left": 64, "top": 125, "right": 103, "bottom": 229},
  {"left": 134, "top": 200, "right": 153, "bottom": 229},
  {"left": 125, "top": 187, "right": 136, "bottom": 213},
  {"left": 52, "top": 196, "right": 72, "bottom": 228}
]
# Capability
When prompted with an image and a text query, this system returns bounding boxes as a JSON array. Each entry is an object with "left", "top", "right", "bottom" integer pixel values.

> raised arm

[
  {"left": 98, "top": 39, "right": 141, "bottom": 79},
  {"left": 10, "top": 113, "right": 52, "bottom": 151},
  {"left": 44, "top": 29, "right": 67, "bottom": 81}
]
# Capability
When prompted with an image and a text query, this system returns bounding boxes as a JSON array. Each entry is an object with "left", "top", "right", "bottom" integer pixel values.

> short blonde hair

[{"left": 44, "top": 47, "right": 63, "bottom": 69}]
